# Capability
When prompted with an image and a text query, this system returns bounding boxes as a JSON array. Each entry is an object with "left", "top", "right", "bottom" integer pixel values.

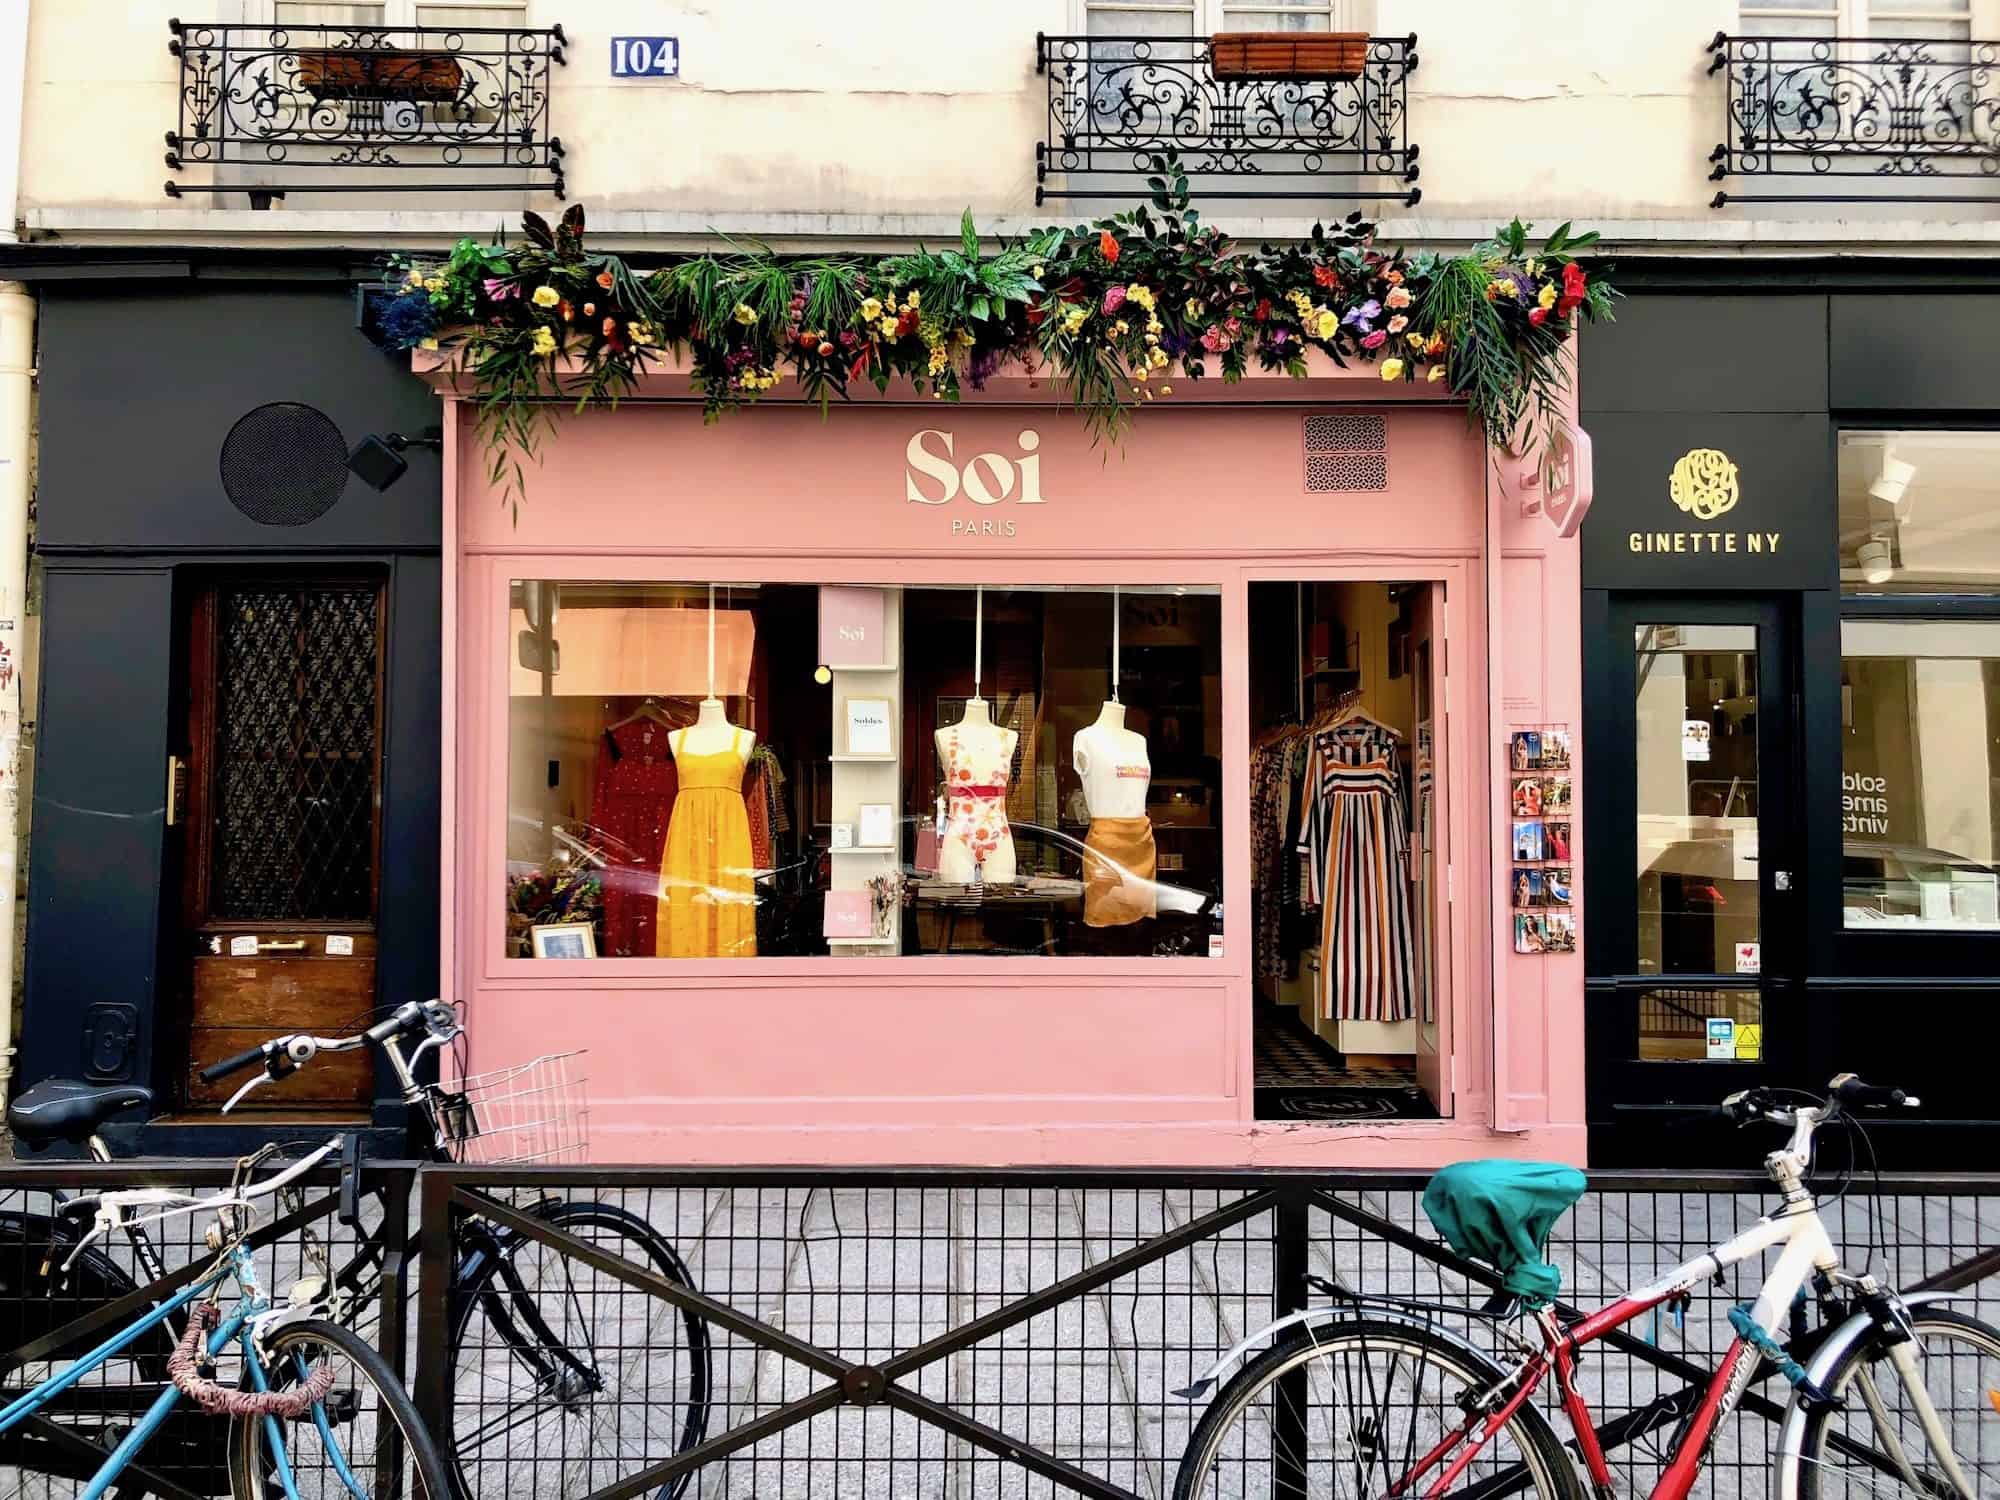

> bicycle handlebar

[
  {"left": 1832, "top": 1074, "right": 1912, "bottom": 1110},
  {"left": 199, "top": 1043, "right": 272, "bottom": 1084}
]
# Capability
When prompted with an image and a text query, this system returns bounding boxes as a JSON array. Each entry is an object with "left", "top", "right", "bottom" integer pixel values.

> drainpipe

[
  {"left": 0, "top": 3, "right": 29, "bottom": 1100},
  {"left": 0, "top": 284, "right": 29, "bottom": 1102}
]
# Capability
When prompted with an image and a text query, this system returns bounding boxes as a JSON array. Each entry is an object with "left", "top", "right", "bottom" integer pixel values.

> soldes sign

[{"left": 905, "top": 430, "right": 1045, "bottom": 536}]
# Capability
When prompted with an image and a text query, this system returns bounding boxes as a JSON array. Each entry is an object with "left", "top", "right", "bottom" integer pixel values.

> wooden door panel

[{"left": 187, "top": 1034, "right": 371, "bottom": 1108}]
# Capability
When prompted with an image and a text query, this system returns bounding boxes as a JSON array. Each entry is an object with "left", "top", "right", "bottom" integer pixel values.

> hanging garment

[
  {"left": 657, "top": 729, "right": 758, "bottom": 959},
  {"left": 1249, "top": 739, "right": 1298, "bottom": 978},
  {"left": 1299, "top": 719, "right": 1405, "bottom": 908},
  {"left": 590, "top": 722, "right": 679, "bottom": 958},
  {"left": 1082, "top": 816, "right": 1158, "bottom": 927},
  {"left": 1307, "top": 763, "right": 1418, "bottom": 1023},
  {"left": 744, "top": 746, "right": 785, "bottom": 872},
  {"left": 941, "top": 728, "right": 1013, "bottom": 876}
]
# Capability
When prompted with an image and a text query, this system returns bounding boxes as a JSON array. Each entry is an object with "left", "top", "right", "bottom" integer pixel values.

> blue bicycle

[{"left": 0, "top": 1133, "right": 448, "bottom": 1498}]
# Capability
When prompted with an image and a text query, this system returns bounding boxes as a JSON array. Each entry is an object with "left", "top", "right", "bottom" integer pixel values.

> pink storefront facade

[{"left": 432, "top": 356, "right": 1587, "bottom": 1166}]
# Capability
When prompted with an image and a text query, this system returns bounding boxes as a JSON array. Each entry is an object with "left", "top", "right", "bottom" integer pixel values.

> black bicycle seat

[{"left": 8, "top": 1079, "right": 154, "bottom": 1145}]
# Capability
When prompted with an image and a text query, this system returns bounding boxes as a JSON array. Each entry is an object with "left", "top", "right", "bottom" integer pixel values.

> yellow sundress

[{"left": 656, "top": 729, "right": 758, "bottom": 958}]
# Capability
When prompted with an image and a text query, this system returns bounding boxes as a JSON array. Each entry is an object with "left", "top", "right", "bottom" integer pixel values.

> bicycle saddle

[
  {"left": 1422, "top": 1160, "right": 1587, "bottom": 1307},
  {"left": 7, "top": 1078, "right": 154, "bottom": 1145}
]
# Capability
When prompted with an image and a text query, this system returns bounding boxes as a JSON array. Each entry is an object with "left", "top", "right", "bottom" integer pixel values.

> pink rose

[
  {"left": 1200, "top": 323, "right": 1233, "bottom": 352},
  {"left": 1102, "top": 285, "right": 1127, "bottom": 315},
  {"left": 1361, "top": 329, "right": 1388, "bottom": 349},
  {"left": 1385, "top": 286, "right": 1412, "bottom": 310},
  {"left": 1388, "top": 315, "right": 1408, "bottom": 334}
]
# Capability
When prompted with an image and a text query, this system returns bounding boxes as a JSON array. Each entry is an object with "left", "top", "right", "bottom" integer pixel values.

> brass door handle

[{"left": 258, "top": 940, "right": 307, "bottom": 953}]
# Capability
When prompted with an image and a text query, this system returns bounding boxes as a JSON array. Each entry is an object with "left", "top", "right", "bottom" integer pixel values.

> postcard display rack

[
  {"left": 823, "top": 586, "right": 904, "bottom": 953},
  {"left": 1507, "top": 725, "right": 1576, "bottom": 955}
]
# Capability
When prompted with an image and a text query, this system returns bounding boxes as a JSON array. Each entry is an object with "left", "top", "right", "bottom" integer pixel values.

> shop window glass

[
  {"left": 1634, "top": 624, "right": 1762, "bottom": 977},
  {"left": 1841, "top": 431, "right": 2000, "bottom": 594},
  {"left": 504, "top": 581, "right": 1222, "bottom": 960},
  {"left": 1841, "top": 619, "right": 2000, "bottom": 931},
  {"left": 1637, "top": 987, "right": 1764, "bottom": 1063}
]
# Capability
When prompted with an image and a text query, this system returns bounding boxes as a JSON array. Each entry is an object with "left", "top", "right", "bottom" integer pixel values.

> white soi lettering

[{"left": 905, "top": 429, "right": 1046, "bottom": 507}]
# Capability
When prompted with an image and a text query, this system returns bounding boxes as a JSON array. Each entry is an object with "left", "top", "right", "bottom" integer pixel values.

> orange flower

[
  {"left": 1099, "top": 229, "right": 1120, "bottom": 264},
  {"left": 1384, "top": 268, "right": 1405, "bottom": 286},
  {"left": 596, "top": 269, "right": 615, "bottom": 290},
  {"left": 1312, "top": 265, "right": 1339, "bottom": 289}
]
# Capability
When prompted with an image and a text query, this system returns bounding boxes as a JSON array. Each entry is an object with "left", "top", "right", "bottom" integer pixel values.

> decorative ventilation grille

[
  {"left": 219, "top": 403, "right": 350, "bottom": 527},
  {"left": 212, "top": 584, "right": 380, "bottom": 921},
  {"left": 1303, "top": 413, "right": 1388, "bottom": 492}
]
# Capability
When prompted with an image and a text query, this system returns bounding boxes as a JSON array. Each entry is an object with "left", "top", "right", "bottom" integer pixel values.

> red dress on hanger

[{"left": 590, "top": 721, "right": 679, "bottom": 957}]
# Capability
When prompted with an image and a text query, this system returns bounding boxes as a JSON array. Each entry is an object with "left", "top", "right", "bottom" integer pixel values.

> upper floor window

[
  {"left": 272, "top": 1, "right": 530, "bottom": 25},
  {"left": 1738, "top": 0, "right": 1971, "bottom": 38},
  {"left": 1081, "top": 0, "right": 1377, "bottom": 35}
]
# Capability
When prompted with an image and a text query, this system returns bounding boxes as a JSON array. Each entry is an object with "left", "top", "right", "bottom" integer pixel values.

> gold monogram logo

[{"left": 1668, "top": 448, "right": 1740, "bottom": 521}]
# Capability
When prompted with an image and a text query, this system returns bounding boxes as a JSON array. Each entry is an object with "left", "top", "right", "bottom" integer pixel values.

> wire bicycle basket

[{"left": 432, "top": 1051, "right": 590, "bottom": 1164}]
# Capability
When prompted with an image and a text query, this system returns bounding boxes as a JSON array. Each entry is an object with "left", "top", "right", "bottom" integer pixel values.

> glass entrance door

[{"left": 1590, "top": 597, "right": 1798, "bottom": 1147}]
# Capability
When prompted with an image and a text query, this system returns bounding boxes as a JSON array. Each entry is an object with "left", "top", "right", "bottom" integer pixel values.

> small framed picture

[
  {"left": 1510, "top": 731, "right": 1542, "bottom": 771},
  {"left": 1545, "top": 822, "right": 1573, "bottom": 862},
  {"left": 1511, "top": 777, "right": 1545, "bottom": 818},
  {"left": 1544, "top": 912, "right": 1577, "bottom": 952},
  {"left": 1514, "top": 913, "right": 1548, "bottom": 954},
  {"left": 1544, "top": 776, "right": 1573, "bottom": 813},
  {"left": 830, "top": 823, "right": 855, "bottom": 850},
  {"left": 1512, "top": 867, "right": 1544, "bottom": 909},
  {"left": 843, "top": 697, "right": 894, "bottom": 757},
  {"left": 1545, "top": 866, "right": 1573, "bottom": 907},
  {"left": 858, "top": 803, "right": 895, "bottom": 850},
  {"left": 1541, "top": 730, "right": 1571, "bottom": 770},
  {"left": 530, "top": 922, "right": 597, "bottom": 960},
  {"left": 1512, "top": 820, "right": 1544, "bottom": 863}
]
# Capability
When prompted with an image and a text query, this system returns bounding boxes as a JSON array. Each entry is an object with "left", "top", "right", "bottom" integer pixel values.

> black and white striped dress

[{"left": 1299, "top": 723, "right": 1418, "bottom": 1023}]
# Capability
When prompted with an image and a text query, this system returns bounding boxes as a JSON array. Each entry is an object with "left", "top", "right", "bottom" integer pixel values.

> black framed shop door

[{"left": 1587, "top": 596, "right": 1802, "bottom": 1159}]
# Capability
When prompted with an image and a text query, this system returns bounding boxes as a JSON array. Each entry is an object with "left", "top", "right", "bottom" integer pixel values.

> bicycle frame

[
  {"left": 1393, "top": 1203, "right": 1838, "bottom": 1500},
  {"left": 0, "top": 1245, "right": 282, "bottom": 1500}
]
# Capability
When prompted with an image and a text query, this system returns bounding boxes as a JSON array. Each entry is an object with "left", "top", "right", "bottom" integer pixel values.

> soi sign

[{"left": 905, "top": 429, "right": 1046, "bottom": 507}]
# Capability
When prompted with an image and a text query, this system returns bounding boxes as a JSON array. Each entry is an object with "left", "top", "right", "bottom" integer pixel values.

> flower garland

[{"left": 375, "top": 158, "right": 1615, "bottom": 513}]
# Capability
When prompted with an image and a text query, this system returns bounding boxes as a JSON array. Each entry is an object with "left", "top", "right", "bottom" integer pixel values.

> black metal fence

[
  {"left": 1706, "top": 30, "right": 2000, "bottom": 206},
  {"left": 1034, "top": 33, "right": 1419, "bottom": 207},
  {"left": 0, "top": 1161, "right": 1994, "bottom": 1497},
  {"left": 165, "top": 20, "right": 568, "bottom": 204}
]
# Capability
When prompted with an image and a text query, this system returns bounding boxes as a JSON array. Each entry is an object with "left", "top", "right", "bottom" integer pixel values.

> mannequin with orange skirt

[{"left": 657, "top": 697, "right": 757, "bottom": 958}]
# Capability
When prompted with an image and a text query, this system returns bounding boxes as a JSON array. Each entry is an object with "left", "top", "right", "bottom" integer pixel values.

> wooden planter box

[
  {"left": 295, "top": 48, "right": 464, "bottom": 103},
  {"left": 1209, "top": 32, "right": 1369, "bottom": 82}
]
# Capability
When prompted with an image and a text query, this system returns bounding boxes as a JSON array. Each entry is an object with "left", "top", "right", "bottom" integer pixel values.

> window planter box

[
  {"left": 295, "top": 48, "right": 464, "bottom": 103},
  {"left": 1209, "top": 32, "right": 1368, "bottom": 82}
]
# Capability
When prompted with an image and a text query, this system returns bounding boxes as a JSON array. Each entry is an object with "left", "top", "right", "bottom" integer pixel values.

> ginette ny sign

[
  {"left": 904, "top": 429, "right": 1045, "bottom": 538},
  {"left": 1579, "top": 412, "right": 1833, "bottom": 591}
]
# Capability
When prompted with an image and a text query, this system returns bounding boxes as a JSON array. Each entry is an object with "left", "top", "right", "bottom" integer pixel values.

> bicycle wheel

[
  {"left": 1175, "top": 1317, "right": 1582, "bottom": 1500},
  {"left": 444, "top": 1199, "right": 712, "bottom": 1500},
  {"left": 229, "top": 1316, "right": 450, "bottom": 1499},
  {"left": 1799, "top": 1305, "right": 2000, "bottom": 1499}
]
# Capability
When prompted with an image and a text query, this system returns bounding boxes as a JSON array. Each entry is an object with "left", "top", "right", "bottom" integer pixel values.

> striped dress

[{"left": 1299, "top": 723, "right": 1418, "bottom": 1023}]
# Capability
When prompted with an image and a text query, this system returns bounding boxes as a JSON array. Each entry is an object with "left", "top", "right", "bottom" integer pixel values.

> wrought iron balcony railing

[
  {"left": 1706, "top": 31, "right": 2000, "bottom": 206},
  {"left": 166, "top": 19, "right": 566, "bottom": 204},
  {"left": 1035, "top": 32, "right": 1419, "bottom": 207}
]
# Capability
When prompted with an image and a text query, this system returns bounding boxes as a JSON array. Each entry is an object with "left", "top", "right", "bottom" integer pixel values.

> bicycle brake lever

[{"left": 222, "top": 1070, "right": 272, "bottom": 1115}]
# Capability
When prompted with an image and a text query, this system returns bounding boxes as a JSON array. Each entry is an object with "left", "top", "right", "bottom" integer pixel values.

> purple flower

[
  {"left": 1341, "top": 298, "right": 1382, "bottom": 330},
  {"left": 1498, "top": 269, "right": 1535, "bottom": 305},
  {"left": 1270, "top": 327, "right": 1293, "bottom": 348},
  {"left": 482, "top": 277, "right": 519, "bottom": 301}
]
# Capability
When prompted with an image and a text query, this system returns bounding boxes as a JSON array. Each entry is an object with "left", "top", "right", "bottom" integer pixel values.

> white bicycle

[{"left": 1174, "top": 1074, "right": 1999, "bottom": 1499}]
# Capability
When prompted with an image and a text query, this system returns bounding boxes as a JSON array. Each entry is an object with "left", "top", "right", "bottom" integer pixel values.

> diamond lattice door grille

[{"left": 211, "top": 584, "right": 381, "bottom": 922}]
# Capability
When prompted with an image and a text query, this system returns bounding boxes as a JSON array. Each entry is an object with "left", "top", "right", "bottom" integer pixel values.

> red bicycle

[{"left": 1174, "top": 1075, "right": 1998, "bottom": 1499}]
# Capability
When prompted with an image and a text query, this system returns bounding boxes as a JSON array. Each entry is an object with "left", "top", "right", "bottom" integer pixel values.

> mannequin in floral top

[{"left": 936, "top": 698, "right": 1018, "bottom": 885}]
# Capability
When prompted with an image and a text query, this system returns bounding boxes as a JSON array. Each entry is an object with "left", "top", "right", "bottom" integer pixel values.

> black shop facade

[{"left": 1579, "top": 265, "right": 2000, "bottom": 1168}]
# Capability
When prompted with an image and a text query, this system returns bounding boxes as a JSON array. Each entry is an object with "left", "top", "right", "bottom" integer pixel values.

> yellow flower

[
  {"left": 404, "top": 268, "right": 423, "bottom": 287},
  {"left": 906, "top": 290, "right": 921, "bottom": 310},
  {"left": 530, "top": 326, "right": 557, "bottom": 356},
  {"left": 1184, "top": 297, "right": 1204, "bottom": 319},
  {"left": 630, "top": 321, "right": 655, "bottom": 344},
  {"left": 1149, "top": 347, "right": 1168, "bottom": 369},
  {"left": 1312, "top": 310, "right": 1340, "bottom": 341},
  {"left": 733, "top": 302, "right": 758, "bottom": 326},
  {"left": 880, "top": 316, "right": 900, "bottom": 338},
  {"left": 1380, "top": 358, "right": 1405, "bottom": 381},
  {"left": 1427, "top": 364, "right": 1447, "bottom": 382},
  {"left": 1525, "top": 258, "right": 1543, "bottom": 277},
  {"left": 1062, "top": 304, "right": 1089, "bottom": 335},
  {"left": 1135, "top": 366, "right": 1150, "bottom": 382},
  {"left": 1112, "top": 320, "right": 1128, "bottom": 336},
  {"left": 423, "top": 276, "right": 444, "bottom": 294},
  {"left": 1125, "top": 283, "right": 1155, "bottom": 311},
  {"left": 418, "top": 336, "right": 439, "bottom": 351},
  {"left": 1031, "top": 263, "right": 1045, "bottom": 277},
  {"left": 531, "top": 285, "right": 560, "bottom": 308},
  {"left": 928, "top": 345, "right": 948, "bottom": 375},
  {"left": 1537, "top": 282, "right": 1558, "bottom": 311},
  {"left": 859, "top": 297, "right": 883, "bottom": 322},
  {"left": 1159, "top": 384, "right": 1172, "bottom": 395},
  {"left": 1407, "top": 331, "right": 1427, "bottom": 351}
]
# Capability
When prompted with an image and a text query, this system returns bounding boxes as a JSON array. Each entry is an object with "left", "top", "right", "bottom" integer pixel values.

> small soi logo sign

[{"left": 905, "top": 429, "right": 1045, "bottom": 537}]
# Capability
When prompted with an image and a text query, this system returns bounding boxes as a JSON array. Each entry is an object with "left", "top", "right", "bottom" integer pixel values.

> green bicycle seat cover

[{"left": 1421, "top": 1160, "right": 1588, "bottom": 1307}]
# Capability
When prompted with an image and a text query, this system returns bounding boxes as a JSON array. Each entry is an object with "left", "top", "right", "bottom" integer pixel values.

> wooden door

[
  {"left": 172, "top": 578, "right": 386, "bottom": 1112},
  {"left": 1408, "top": 581, "right": 1453, "bottom": 1116}
]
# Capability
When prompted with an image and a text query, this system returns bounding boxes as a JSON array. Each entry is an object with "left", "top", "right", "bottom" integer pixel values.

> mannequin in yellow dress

[{"left": 657, "top": 696, "right": 757, "bottom": 958}]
